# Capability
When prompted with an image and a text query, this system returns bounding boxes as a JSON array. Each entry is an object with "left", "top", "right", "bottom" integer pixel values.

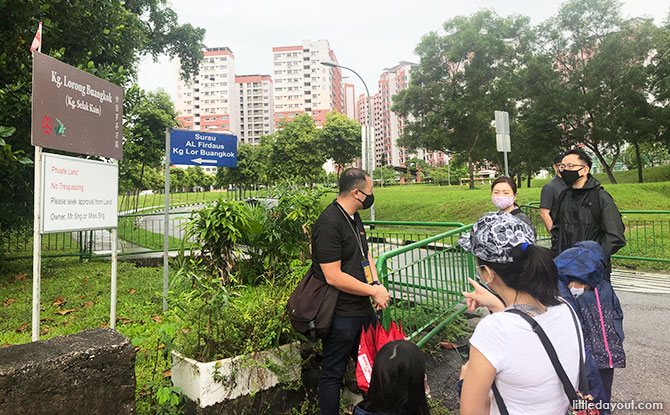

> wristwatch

[{"left": 370, "top": 281, "right": 380, "bottom": 286}]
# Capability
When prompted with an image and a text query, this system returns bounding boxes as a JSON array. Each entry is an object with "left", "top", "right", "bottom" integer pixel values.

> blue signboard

[{"left": 170, "top": 129, "right": 237, "bottom": 167}]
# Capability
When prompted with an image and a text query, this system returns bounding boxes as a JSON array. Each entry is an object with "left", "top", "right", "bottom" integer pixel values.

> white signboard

[
  {"left": 494, "top": 110, "right": 511, "bottom": 152},
  {"left": 41, "top": 153, "right": 118, "bottom": 233}
]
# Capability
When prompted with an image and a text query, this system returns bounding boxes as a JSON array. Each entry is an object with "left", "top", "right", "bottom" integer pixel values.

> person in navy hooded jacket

[{"left": 555, "top": 240, "right": 626, "bottom": 402}]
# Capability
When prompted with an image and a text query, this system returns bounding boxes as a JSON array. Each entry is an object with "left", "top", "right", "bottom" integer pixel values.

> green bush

[
  {"left": 183, "top": 198, "right": 248, "bottom": 285},
  {"left": 171, "top": 265, "right": 305, "bottom": 362},
  {"left": 238, "top": 186, "right": 326, "bottom": 284},
  {"left": 172, "top": 186, "right": 324, "bottom": 362}
]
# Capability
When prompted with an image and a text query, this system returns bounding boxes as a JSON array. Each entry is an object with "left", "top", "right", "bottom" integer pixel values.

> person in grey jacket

[{"left": 551, "top": 148, "right": 626, "bottom": 276}]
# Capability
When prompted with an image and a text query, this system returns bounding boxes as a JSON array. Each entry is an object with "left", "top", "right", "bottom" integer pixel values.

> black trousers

[{"left": 319, "top": 313, "right": 376, "bottom": 415}]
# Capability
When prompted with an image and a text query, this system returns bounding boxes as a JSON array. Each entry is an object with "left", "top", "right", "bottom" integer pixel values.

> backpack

[{"left": 287, "top": 266, "right": 339, "bottom": 342}]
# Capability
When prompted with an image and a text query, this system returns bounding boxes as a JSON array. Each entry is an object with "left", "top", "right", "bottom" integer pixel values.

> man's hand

[
  {"left": 463, "top": 278, "right": 505, "bottom": 313},
  {"left": 371, "top": 284, "right": 390, "bottom": 310}
]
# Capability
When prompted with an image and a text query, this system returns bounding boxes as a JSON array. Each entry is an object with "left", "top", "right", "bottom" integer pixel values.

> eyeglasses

[{"left": 557, "top": 163, "right": 586, "bottom": 172}]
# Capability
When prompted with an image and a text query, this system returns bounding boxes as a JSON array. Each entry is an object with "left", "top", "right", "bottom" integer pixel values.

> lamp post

[{"left": 321, "top": 60, "right": 375, "bottom": 220}]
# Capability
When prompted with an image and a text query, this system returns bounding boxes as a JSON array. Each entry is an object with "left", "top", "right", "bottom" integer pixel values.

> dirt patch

[{"left": 422, "top": 311, "right": 485, "bottom": 414}]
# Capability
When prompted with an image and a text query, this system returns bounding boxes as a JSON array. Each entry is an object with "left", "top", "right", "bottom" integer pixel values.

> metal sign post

[
  {"left": 163, "top": 129, "right": 170, "bottom": 313},
  {"left": 495, "top": 110, "right": 511, "bottom": 177},
  {"left": 31, "top": 145, "right": 42, "bottom": 341}
]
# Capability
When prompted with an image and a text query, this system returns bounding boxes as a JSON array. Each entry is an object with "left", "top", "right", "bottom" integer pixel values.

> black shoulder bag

[
  {"left": 491, "top": 303, "right": 599, "bottom": 415},
  {"left": 287, "top": 267, "right": 339, "bottom": 343}
]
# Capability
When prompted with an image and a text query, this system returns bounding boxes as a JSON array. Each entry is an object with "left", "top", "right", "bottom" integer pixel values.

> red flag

[{"left": 30, "top": 22, "right": 42, "bottom": 52}]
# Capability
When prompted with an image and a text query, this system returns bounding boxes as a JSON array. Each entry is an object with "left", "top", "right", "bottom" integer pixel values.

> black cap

[{"left": 553, "top": 151, "right": 565, "bottom": 164}]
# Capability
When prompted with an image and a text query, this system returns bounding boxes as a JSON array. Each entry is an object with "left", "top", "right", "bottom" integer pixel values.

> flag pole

[{"left": 31, "top": 21, "right": 43, "bottom": 341}]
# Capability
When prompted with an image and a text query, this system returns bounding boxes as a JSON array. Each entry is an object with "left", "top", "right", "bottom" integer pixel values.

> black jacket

[{"left": 551, "top": 175, "right": 626, "bottom": 258}]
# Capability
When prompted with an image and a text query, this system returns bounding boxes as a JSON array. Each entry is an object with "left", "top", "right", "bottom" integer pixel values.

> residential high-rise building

[
  {"left": 374, "top": 62, "right": 420, "bottom": 167},
  {"left": 175, "top": 46, "right": 239, "bottom": 175},
  {"left": 235, "top": 75, "right": 275, "bottom": 145},
  {"left": 272, "top": 40, "right": 343, "bottom": 127},
  {"left": 343, "top": 83, "right": 356, "bottom": 120},
  {"left": 355, "top": 61, "right": 449, "bottom": 170}
]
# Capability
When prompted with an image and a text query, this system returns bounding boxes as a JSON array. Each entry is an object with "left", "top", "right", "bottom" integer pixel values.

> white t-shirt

[{"left": 469, "top": 302, "right": 583, "bottom": 415}]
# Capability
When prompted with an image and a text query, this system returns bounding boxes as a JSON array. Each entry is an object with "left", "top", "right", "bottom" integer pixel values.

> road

[{"left": 610, "top": 273, "right": 670, "bottom": 415}]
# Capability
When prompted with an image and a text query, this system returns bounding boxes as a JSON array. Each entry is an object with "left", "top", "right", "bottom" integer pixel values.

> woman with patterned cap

[{"left": 458, "top": 212, "right": 584, "bottom": 415}]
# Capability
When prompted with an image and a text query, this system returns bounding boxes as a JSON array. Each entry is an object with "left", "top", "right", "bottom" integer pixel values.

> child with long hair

[{"left": 354, "top": 340, "right": 431, "bottom": 415}]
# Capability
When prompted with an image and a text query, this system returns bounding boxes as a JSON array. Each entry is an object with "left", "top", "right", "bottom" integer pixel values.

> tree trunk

[
  {"left": 467, "top": 134, "right": 479, "bottom": 190},
  {"left": 134, "top": 163, "right": 146, "bottom": 213},
  {"left": 468, "top": 155, "right": 475, "bottom": 190},
  {"left": 516, "top": 173, "right": 521, "bottom": 189},
  {"left": 587, "top": 143, "right": 618, "bottom": 184},
  {"left": 527, "top": 171, "right": 532, "bottom": 188},
  {"left": 634, "top": 140, "right": 644, "bottom": 183}
]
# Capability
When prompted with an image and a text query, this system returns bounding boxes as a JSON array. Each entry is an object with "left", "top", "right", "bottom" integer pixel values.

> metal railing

[
  {"left": 364, "top": 221, "right": 465, "bottom": 257},
  {"left": 374, "top": 224, "right": 475, "bottom": 347},
  {"left": 1, "top": 211, "right": 197, "bottom": 260},
  {"left": 520, "top": 204, "right": 670, "bottom": 263}
]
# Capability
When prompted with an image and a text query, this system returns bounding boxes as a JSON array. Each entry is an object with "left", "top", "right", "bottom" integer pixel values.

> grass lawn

[{"left": 0, "top": 258, "right": 176, "bottom": 413}]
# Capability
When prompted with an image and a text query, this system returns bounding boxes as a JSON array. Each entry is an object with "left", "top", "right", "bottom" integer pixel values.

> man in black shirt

[
  {"left": 312, "top": 167, "right": 390, "bottom": 415},
  {"left": 539, "top": 151, "right": 567, "bottom": 233},
  {"left": 551, "top": 148, "right": 626, "bottom": 275}
]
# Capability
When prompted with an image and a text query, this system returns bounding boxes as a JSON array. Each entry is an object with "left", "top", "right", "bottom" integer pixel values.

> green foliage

[
  {"left": 215, "top": 143, "right": 266, "bottom": 187},
  {"left": 427, "top": 163, "right": 468, "bottom": 185},
  {"left": 393, "top": 10, "right": 532, "bottom": 189},
  {"left": 237, "top": 186, "right": 327, "bottom": 283},
  {"left": 621, "top": 142, "right": 670, "bottom": 169},
  {"left": 320, "top": 111, "right": 362, "bottom": 173},
  {"left": 0, "top": 0, "right": 205, "bottom": 231},
  {"left": 540, "top": 0, "right": 660, "bottom": 183},
  {"left": 437, "top": 315, "right": 469, "bottom": 344},
  {"left": 184, "top": 199, "right": 248, "bottom": 285},
  {"left": 120, "top": 87, "right": 177, "bottom": 195},
  {"left": 266, "top": 114, "right": 327, "bottom": 184},
  {"left": 0, "top": 126, "right": 31, "bottom": 167},
  {"left": 171, "top": 274, "right": 299, "bottom": 362},
  {"left": 373, "top": 166, "right": 399, "bottom": 184}
]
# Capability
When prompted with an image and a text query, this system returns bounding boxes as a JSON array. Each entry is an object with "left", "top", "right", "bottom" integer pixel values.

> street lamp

[{"left": 321, "top": 60, "right": 375, "bottom": 220}]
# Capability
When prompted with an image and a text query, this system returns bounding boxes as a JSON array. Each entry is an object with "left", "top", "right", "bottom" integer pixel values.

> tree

[
  {"left": 393, "top": 10, "right": 532, "bottom": 189},
  {"left": 215, "top": 143, "right": 264, "bottom": 187},
  {"left": 266, "top": 114, "right": 326, "bottom": 184},
  {"left": 320, "top": 111, "right": 362, "bottom": 178},
  {"left": 539, "top": 0, "right": 658, "bottom": 184},
  {"left": 0, "top": 0, "right": 205, "bottom": 229},
  {"left": 169, "top": 167, "right": 186, "bottom": 192},
  {"left": 184, "top": 166, "right": 206, "bottom": 191},
  {"left": 372, "top": 166, "right": 398, "bottom": 184},
  {"left": 404, "top": 158, "right": 430, "bottom": 182},
  {"left": 508, "top": 54, "right": 568, "bottom": 187},
  {"left": 120, "top": 87, "right": 177, "bottom": 209}
]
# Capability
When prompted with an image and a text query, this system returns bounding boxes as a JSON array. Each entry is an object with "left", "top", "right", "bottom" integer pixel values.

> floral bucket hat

[{"left": 457, "top": 211, "right": 536, "bottom": 263}]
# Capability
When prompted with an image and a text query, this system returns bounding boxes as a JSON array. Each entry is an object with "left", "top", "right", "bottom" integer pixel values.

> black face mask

[
  {"left": 562, "top": 169, "right": 583, "bottom": 186},
  {"left": 357, "top": 190, "right": 374, "bottom": 210}
]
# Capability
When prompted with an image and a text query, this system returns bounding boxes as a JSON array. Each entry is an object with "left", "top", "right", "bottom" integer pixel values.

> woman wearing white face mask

[{"left": 490, "top": 176, "right": 536, "bottom": 238}]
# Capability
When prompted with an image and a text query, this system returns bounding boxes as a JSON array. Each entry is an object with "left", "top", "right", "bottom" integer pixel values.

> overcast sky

[{"left": 137, "top": 0, "right": 670, "bottom": 100}]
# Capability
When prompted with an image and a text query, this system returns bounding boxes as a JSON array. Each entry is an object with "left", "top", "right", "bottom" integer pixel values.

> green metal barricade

[
  {"left": 364, "top": 221, "right": 465, "bottom": 258},
  {"left": 520, "top": 204, "right": 670, "bottom": 263},
  {"left": 374, "top": 224, "right": 475, "bottom": 347}
]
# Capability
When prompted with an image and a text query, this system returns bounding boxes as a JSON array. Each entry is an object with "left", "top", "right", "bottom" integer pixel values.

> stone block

[{"left": 0, "top": 328, "right": 136, "bottom": 415}]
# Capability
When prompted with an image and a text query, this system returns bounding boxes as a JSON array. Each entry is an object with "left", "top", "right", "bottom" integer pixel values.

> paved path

[
  {"left": 611, "top": 269, "right": 670, "bottom": 295},
  {"left": 611, "top": 288, "right": 669, "bottom": 414}
]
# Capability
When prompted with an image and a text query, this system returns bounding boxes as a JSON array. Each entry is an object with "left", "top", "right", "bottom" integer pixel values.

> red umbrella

[{"left": 356, "top": 319, "right": 407, "bottom": 393}]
